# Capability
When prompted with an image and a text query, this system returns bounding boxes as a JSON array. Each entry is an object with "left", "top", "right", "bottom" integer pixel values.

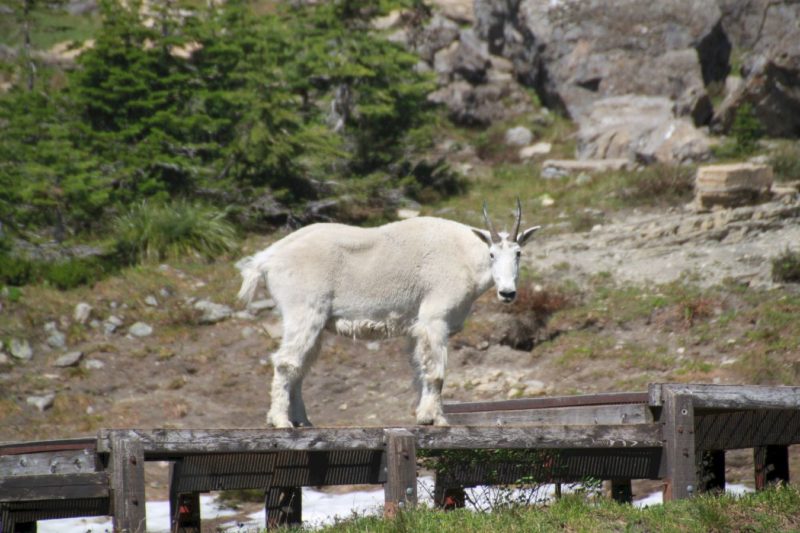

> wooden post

[
  {"left": 698, "top": 450, "right": 725, "bottom": 493},
  {"left": 662, "top": 391, "right": 696, "bottom": 501},
  {"left": 110, "top": 434, "right": 146, "bottom": 533},
  {"left": 265, "top": 487, "right": 301, "bottom": 530},
  {"left": 607, "top": 480, "right": 632, "bottom": 503},
  {"left": 169, "top": 461, "right": 201, "bottom": 533},
  {"left": 384, "top": 429, "right": 417, "bottom": 517},
  {"left": 754, "top": 445, "right": 790, "bottom": 489}
]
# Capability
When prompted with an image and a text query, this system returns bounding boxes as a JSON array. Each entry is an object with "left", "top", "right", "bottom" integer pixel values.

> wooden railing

[{"left": 1, "top": 383, "right": 799, "bottom": 532}]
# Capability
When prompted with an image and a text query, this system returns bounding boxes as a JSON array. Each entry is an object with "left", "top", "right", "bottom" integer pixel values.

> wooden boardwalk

[{"left": 1, "top": 383, "right": 799, "bottom": 532}]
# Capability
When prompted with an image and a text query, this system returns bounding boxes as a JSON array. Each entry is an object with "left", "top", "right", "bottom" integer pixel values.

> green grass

[
  {"left": 0, "top": 10, "right": 99, "bottom": 49},
  {"left": 314, "top": 484, "right": 800, "bottom": 533}
]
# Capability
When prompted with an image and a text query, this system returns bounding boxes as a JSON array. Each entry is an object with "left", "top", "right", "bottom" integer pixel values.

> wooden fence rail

[{"left": 1, "top": 383, "right": 798, "bottom": 533}]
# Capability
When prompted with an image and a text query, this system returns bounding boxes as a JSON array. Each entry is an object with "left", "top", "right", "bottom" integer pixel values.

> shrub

[
  {"left": 113, "top": 200, "right": 238, "bottom": 263},
  {"left": 619, "top": 164, "right": 695, "bottom": 206},
  {"left": 43, "top": 258, "right": 105, "bottom": 290},
  {"left": 713, "top": 102, "right": 764, "bottom": 158},
  {"left": 772, "top": 248, "right": 800, "bottom": 283},
  {"left": 0, "top": 254, "right": 35, "bottom": 286},
  {"left": 769, "top": 143, "right": 800, "bottom": 182}
]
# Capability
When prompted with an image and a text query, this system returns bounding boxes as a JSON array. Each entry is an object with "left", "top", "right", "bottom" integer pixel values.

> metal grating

[
  {"left": 172, "top": 453, "right": 277, "bottom": 492},
  {"left": 1, "top": 498, "right": 109, "bottom": 524},
  {"left": 695, "top": 410, "right": 800, "bottom": 450},
  {"left": 272, "top": 450, "right": 385, "bottom": 487},
  {"left": 437, "top": 448, "right": 663, "bottom": 486}
]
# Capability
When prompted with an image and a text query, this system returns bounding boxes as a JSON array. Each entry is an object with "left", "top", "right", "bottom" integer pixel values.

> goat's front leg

[{"left": 411, "top": 319, "right": 449, "bottom": 426}]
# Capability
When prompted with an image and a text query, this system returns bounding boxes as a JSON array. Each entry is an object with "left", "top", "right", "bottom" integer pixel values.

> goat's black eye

[
  {"left": 489, "top": 253, "right": 495, "bottom": 259},
  {"left": 516, "top": 251, "right": 521, "bottom": 257}
]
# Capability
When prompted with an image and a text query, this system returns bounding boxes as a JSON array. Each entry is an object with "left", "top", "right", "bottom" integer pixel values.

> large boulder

[
  {"left": 474, "top": 0, "right": 729, "bottom": 123},
  {"left": 577, "top": 95, "right": 711, "bottom": 164},
  {"left": 712, "top": 40, "right": 800, "bottom": 137}
]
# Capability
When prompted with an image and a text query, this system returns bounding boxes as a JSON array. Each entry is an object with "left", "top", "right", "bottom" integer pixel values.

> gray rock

[
  {"left": 248, "top": 299, "right": 276, "bottom": 314},
  {"left": 84, "top": 359, "right": 106, "bottom": 370},
  {"left": 144, "top": 295, "right": 159, "bottom": 307},
  {"left": 10, "top": 338, "right": 33, "bottom": 361},
  {"left": 73, "top": 302, "right": 93, "bottom": 324},
  {"left": 44, "top": 322, "right": 67, "bottom": 350},
  {"left": 474, "top": 0, "right": 727, "bottom": 122},
  {"left": 430, "top": 0, "right": 475, "bottom": 24},
  {"left": 413, "top": 13, "right": 460, "bottom": 63},
  {"left": 194, "top": 299, "right": 233, "bottom": 324},
  {"left": 576, "top": 95, "right": 710, "bottom": 165},
  {"left": 233, "top": 310, "right": 256, "bottom": 321},
  {"left": 519, "top": 142, "right": 552, "bottom": 159},
  {"left": 128, "top": 322, "right": 153, "bottom": 337},
  {"left": 54, "top": 351, "right": 84, "bottom": 368},
  {"left": 26, "top": 393, "right": 56, "bottom": 412},
  {"left": 104, "top": 315, "right": 123, "bottom": 335},
  {"left": 505, "top": 126, "right": 533, "bottom": 146}
]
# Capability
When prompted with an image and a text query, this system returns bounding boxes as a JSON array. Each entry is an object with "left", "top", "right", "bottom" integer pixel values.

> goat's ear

[
  {"left": 517, "top": 225, "right": 541, "bottom": 247},
  {"left": 471, "top": 228, "right": 493, "bottom": 246}
]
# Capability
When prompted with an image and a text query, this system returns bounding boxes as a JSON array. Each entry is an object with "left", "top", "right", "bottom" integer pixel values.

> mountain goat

[{"left": 237, "top": 201, "right": 540, "bottom": 428}]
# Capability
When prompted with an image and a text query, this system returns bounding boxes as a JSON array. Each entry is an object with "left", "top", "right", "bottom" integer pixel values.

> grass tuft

[
  {"left": 113, "top": 200, "right": 238, "bottom": 264},
  {"left": 772, "top": 248, "right": 800, "bottom": 284}
]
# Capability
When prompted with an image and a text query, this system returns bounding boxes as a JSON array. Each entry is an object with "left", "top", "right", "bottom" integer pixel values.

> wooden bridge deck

[{"left": 1, "top": 383, "right": 799, "bottom": 532}]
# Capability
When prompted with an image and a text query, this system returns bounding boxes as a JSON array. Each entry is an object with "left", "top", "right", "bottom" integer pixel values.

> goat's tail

[{"left": 235, "top": 247, "right": 273, "bottom": 304}]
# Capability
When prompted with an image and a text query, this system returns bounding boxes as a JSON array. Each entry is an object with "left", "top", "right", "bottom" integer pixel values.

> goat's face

[
  {"left": 472, "top": 199, "right": 541, "bottom": 304},
  {"left": 488, "top": 236, "right": 523, "bottom": 303}
]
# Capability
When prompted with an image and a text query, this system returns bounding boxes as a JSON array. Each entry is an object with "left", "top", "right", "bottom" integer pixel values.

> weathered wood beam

[
  {"left": 650, "top": 383, "right": 800, "bottom": 410},
  {"left": 0, "top": 472, "right": 108, "bottom": 501},
  {"left": 0, "top": 449, "right": 97, "bottom": 478},
  {"left": 98, "top": 425, "right": 662, "bottom": 457},
  {"left": 444, "top": 404, "right": 653, "bottom": 427}
]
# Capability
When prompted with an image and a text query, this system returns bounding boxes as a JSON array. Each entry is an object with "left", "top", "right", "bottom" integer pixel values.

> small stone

[
  {"left": 73, "top": 302, "right": 93, "bottom": 324},
  {"left": 44, "top": 322, "right": 67, "bottom": 350},
  {"left": 477, "top": 340, "right": 490, "bottom": 351},
  {"left": 26, "top": 393, "right": 55, "bottom": 412},
  {"left": 0, "top": 352, "right": 10, "bottom": 366},
  {"left": 366, "top": 341, "right": 380, "bottom": 351},
  {"left": 10, "top": 338, "right": 33, "bottom": 361},
  {"left": 263, "top": 321, "right": 283, "bottom": 339},
  {"left": 144, "top": 295, "right": 158, "bottom": 307},
  {"left": 159, "top": 287, "right": 172, "bottom": 298},
  {"left": 247, "top": 299, "right": 276, "bottom": 314},
  {"left": 505, "top": 126, "right": 533, "bottom": 146},
  {"left": 540, "top": 194, "right": 555, "bottom": 207},
  {"left": 84, "top": 359, "right": 105, "bottom": 370},
  {"left": 193, "top": 299, "right": 232, "bottom": 324},
  {"left": 234, "top": 311, "right": 255, "bottom": 321},
  {"left": 89, "top": 319, "right": 101, "bottom": 329},
  {"left": 128, "top": 322, "right": 153, "bottom": 337},
  {"left": 338, "top": 403, "right": 348, "bottom": 411},
  {"left": 397, "top": 208, "right": 420, "bottom": 219},
  {"left": 54, "top": 351, "right": 84, "bottom": 368},
  {"left": 523, "top": 380, "right": 546, "bottom": 396},
  {"left": 519, "top": 142, "right": 552, "bottom": 159}
]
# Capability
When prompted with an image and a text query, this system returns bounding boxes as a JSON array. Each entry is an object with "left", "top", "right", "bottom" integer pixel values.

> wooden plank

[
  {"left": 384, "top": 429, "right": 417, "bottom": 517},
  {"left": 98, "top": 426, "right": 662, "bottom": 457},
  {"left": 110, "top": 434, "right": 146, "bottom": 533},
  {"left": 0, "top": 439, "right": 96, "bottom": 456},
  {"left": 662, "top": 392, "right": 696, "bottom": 501},
  {"left": 0, "top": 473, "right": 109, "bottom": 502},
  {"left": 444, "top": 403, "right": 653, "bottom": 427},
  {"left": 0, "top": 449, "right": 97, "bottom": 477},
  {"left": 265, "top": 487, "right": 301, "bottom": 530},
  {"left": 650, "top": 383, "right": 800, "bottom": 410},
  {"left": 754, "top": 445, "right": 790, "bottom": 489},
  {"left": 444, "top": 392, "right": 649, "bottom": 414},
  {"left": 414, "top": 425, "right": 662, "bottom": 450}
]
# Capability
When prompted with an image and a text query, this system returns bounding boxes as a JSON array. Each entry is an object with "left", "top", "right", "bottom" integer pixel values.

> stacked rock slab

[{"left": 695, "top": 163, "right": 773, "bottom": 210}]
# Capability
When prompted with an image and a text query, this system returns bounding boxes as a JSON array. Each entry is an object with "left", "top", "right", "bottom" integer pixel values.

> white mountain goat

[{"left": 236, "top": 201, "right": 541, "bottom": 428}]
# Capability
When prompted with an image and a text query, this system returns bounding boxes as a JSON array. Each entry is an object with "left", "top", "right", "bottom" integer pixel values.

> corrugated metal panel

[
  {"left": 272, "top": 450, "right": 385, "bottom": 486},
  {"left": 696, "top": 409, "right": 800, "bottom": 450},
  {"left": 172, "top": 453, "right": 277, "bottom": 492},
  {"left": 436, "top": 448, "right": 663, "bottom": 486}
]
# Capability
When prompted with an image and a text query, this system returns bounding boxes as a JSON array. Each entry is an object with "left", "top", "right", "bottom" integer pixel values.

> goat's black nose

[{"left": 499, "top": 290, "right": 516, "bottom": 301}]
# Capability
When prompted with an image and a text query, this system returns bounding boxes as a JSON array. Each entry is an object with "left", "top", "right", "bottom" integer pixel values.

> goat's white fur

[{"left": 237, "top": 214, "right": 540, "bottom": 428}]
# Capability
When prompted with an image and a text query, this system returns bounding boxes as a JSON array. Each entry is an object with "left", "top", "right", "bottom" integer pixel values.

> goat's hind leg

[{"left": 266, "top": 308, "right": 325, "bottom": 429}]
